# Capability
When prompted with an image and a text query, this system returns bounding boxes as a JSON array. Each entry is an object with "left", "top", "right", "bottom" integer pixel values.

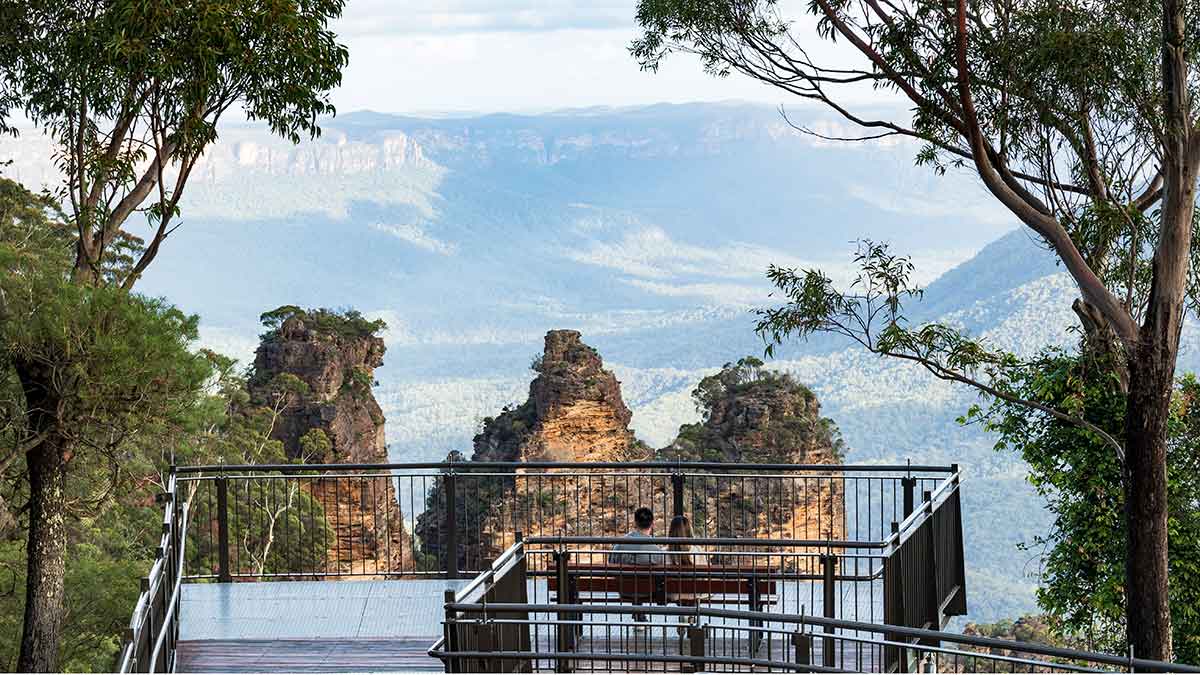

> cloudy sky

[{"left": 328, "top": 1, "right": 846, "bottom": 114}]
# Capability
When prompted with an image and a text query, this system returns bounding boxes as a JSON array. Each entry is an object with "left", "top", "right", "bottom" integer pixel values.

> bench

[{"left": 547, "top": 561, "right": 779, "bottom": 652}]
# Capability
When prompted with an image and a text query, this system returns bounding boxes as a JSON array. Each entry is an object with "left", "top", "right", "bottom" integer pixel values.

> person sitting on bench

[
  {"left": 666, "top": 515, "right": 708, "bottom": 634},
  {"left": 608, "top": 506, "right": 663, "bottom": 623}
]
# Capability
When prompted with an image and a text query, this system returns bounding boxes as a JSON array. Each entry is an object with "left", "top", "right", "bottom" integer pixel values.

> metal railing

[
  {"left": 173, "top": 461, "right": 956, "bottom": 582},
  {"left": 116, "top": 460, "right": 961, "bottom": 672},
  {"left": 433, "top": 600, "right": 1199, "bottom": 673},
  {"left": 434, "top": 493, "right": 1192, "bottom": 674},
  {"left": 117, "top": 474, "right": 187, "bottom": 673}
]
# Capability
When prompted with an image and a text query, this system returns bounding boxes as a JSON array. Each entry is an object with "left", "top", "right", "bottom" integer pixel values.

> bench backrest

[{"left": 548, "top": 563, "right": 778, "bottom": 596}]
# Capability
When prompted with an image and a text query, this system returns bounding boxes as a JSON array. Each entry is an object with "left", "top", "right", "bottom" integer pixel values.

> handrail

[
  {"left": 454, "top": 540, "right": 525, "bottom": 603},
  {"left": 882, "top": 471, "right": 962, "bottom": 553},
  {"left": 147, "top": 500, "right": 190, "bottom": 670},
  {"left": 175, "top": 460, "right": 957, "bottom": 474},
  {"left": 117, "top": 472, "right": 186, "bottom": 673},
  {"left": 524, "top": 534, "right": 889, "bottom": 549},
  {"left": 441, "top": 601, "right": 1199, "bottom": 672}
]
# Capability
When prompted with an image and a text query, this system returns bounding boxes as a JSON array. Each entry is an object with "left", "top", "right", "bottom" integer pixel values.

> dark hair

[{"left": 634, "top": 507, "right": 654, "bottom": 530}]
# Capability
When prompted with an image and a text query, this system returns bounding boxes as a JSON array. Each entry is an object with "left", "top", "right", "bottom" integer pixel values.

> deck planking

[{"left": 176, "top": 638, "right": 443, "bottom": 672}]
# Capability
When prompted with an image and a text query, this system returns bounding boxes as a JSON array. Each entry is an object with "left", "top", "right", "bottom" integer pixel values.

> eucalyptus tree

[
  {"left": 0, "top": 0, "right": 349, "bottom": 669},
  {"left": 633, "top": 0, "right": 1199, "bottom": 660}
]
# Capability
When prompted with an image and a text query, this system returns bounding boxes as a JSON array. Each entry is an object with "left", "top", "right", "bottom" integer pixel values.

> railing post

[
  {"left": 216, "top": 475, "right": 231, "bottom": 583},
  {"left": 902, "top": 476, "right": 917, "bottom": 519},
  {"left": 554, "top": 550, "right": 575, "bottom": 672},
  {"left": 443, "top": 588, "right": 460, "bottom": 673},
  {"left": 687, "top": 625, "right": 706, "bottom": 673},
  {"left": 445, "top": 467, "right": 459, "bottom": 579},
  {"left": 792, "top": 631, "right": 812, "bottom": 667},
  {"left": 672, "top": 472, "right": 685, "bottom": 518},
  {"left": 821, "top": 553, "right": 837, "bottom": 667}
]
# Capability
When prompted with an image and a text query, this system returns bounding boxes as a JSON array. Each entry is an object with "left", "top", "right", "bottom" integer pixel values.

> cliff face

[
  {"left": 415, "top": 340, "right": 845, "bottom": 574},
  {"left": 248, "top": 312, "right": 387, "bottom": 464},
  {"left": 247, "top": 307, "right": 408, "bottom": 576},
  {"left": 472, "top": 329, "right": 642, "bottom": 464},
  {"left": 417, "top": 330, "right": 652, "bottom": 569},
  {"left": 663, "top": 358, "right": 845, "bottom": 549}
]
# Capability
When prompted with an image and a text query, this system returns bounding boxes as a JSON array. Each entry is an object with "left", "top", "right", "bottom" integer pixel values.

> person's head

[
  {"left": 634, "top": 507, "right": 654, "bottom": 532},
  {"left": 668, "top": 515, "right": 692, "bottom": 539}
]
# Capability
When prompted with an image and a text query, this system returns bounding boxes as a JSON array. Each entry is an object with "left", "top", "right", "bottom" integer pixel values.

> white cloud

[
  {"left": 334, "top": 1, "right": 633, "bottom": 37},
  {"left": 623, "top": 279, "right": 770, "bottom": 306},
  {"left": 564, "top": 226, "right": 837, "bottom": 281},
  {"left": 370, "top": 222, "right": 458, "bottom": 255}
]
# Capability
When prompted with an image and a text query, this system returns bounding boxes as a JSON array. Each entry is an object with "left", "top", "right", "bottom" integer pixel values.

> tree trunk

[
  {"left": 14, "top": 361, "right": 69, "bottom": 673},
  {"left": 17, "top": 442, "right": 68, "bottom": 673},
  {"left": 1123, "top": 350, "right": 1175, "bottom": 661}
]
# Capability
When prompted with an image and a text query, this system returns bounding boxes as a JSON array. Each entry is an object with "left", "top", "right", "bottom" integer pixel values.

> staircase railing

[{"left": 117, "top": 473, "right": 189, "bottom": 673}]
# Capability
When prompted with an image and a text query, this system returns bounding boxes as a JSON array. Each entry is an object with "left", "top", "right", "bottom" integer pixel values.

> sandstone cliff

[
  {"left": 471, "top": 329, "right": 644, "bottom": 464},
  {"left": 248, "top": 306, "right": 409, "bottom": 575},
  {"left": 416, "top": 330, "right": 653, "bottom": 569},
  {"left": 248, "top": 306, "right": 388, "bottom": 464},
  {"left": 415, "top": 337, "right": 844, "bottom": 573}
]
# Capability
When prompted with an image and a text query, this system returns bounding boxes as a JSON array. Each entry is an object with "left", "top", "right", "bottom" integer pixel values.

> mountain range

[{"left": 5, "top": 101, "right": 1198, "bottom": 623}]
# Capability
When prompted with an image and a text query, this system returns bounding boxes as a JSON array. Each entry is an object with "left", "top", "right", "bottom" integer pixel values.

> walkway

[{"left": 176, "top": 579, "right": 463, "bottom": 672}]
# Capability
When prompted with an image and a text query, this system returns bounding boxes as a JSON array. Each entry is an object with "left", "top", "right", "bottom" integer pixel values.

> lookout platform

[{"left": 176, "top": 580, "right": 457, "bottom": 672}]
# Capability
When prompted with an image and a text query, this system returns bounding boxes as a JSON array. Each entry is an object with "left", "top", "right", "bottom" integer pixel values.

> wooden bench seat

[{"left": 548, "top": 562, "right": 779, "bottom": 609}]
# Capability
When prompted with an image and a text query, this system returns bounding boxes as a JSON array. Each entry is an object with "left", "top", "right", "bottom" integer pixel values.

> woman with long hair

[
  {"left": 667, "top": 515, "right": 700, "bottom": 565},
  {"left": 667, "top": 515, "right": 707, "bottom": 635}
]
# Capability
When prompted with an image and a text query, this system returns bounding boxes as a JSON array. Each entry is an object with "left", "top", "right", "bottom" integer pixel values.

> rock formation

[
  {"left": 248, "top": 307, "right": 387, "bottom": 464},
  {"left": 662, "top": 357, "right": 846, "bottom": 551},
  {"left": 248, "top": 306, "right": 409, "bottom": 576},
  {"left": 471, "top": 329, "right": 645, "bottom": 464},
  {"left": 416, "top": 330, "right": 653, "bottom": 570},
  {"left": 415, "top": 337, "right": 845, "bottom": 574},
  {"left": 663, "top": 356, "right": 845, "bottom": 465}
]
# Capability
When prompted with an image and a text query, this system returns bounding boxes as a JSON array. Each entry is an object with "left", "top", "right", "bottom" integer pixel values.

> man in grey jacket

[{"left": 609, "top": 507, "right": 662, "bottom": 623}]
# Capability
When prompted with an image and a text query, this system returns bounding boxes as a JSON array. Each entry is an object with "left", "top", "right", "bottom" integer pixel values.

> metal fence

[
  {"left": 434, "top": 501, "right": 1190, "bottom": 674},
  {"left": 173, "top": 461, "right": 955, "bottom": 582},
  {"left": 434, "top": 600, "right": 1199, "bottom": 673},
  {"left": 117, "top": 474, "right": 187, "bottom": 673}
]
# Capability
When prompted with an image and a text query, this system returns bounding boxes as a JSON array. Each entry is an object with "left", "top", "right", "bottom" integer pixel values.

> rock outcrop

[
  {"left": 471, "top": 329, "right": 644, "bottom": 464},
  {"left": 662, "top": 357, "right": 846, "bottom": 549},
  {"left": 416, "top": 330, "right": 652, "bottom": 569},
  {"left": 415, "top": 338, "right": 845, "bottom": 574},
  {"left": 248, "top": 306, "right": 409, "bottom": 576},
  {"left": 248, "top": 308, "right": 387, "bottom": 464},
  {"left": 663, "top": 356, "right": 845, "bottom": 465}
]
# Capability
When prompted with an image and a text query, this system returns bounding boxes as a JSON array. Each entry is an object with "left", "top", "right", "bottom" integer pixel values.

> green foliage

[
  {"left": 0, "top": 0, "right": 350, "bottom": 286},
  {"left": 666, "top": 356, "right": 845, "bottom": 464},
  {"left": 969, "top": 351, "right": 1200, "bottom": 661},
  {"left": 259, "top": 306, "right": 387, "bottom": 341}
]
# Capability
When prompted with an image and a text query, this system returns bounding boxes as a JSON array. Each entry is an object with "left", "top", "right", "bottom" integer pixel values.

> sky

[{"left": 327, "top": 1, "right": 857, "bottom": 114}]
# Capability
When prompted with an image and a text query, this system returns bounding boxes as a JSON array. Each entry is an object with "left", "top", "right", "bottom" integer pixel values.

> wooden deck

[
  {"left": 175, "top": 580, "right": 878, "bottom": 672},
  {"left": 177, "top": 580, "right": 457, "bottom": 673},
  {"left": 176, "top": 638, "right": 442, "bottom": 672}
]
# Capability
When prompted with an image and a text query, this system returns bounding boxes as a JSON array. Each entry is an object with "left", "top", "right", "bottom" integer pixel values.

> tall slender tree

[
  {"left": 633, "top": 0, "right": 1199, "bottom": 660},
  {"left": 0, "top": 1, "right": 349, "bottom": 669}
]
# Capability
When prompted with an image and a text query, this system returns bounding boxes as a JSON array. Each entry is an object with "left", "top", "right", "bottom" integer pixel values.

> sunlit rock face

[
  {"left": 248, "top": 312, "right": 408, "bottom": 576},
  {"left": 415, "top": 331, "right": 843, "bottom": 573}
]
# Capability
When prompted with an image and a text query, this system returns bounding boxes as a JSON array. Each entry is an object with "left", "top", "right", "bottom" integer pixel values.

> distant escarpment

[
  {"left": 415, "top": 335, "right": 844, "bottom": 572},
  {"left": 248, "top": 306, "right": 409, "bottom": 575}
]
